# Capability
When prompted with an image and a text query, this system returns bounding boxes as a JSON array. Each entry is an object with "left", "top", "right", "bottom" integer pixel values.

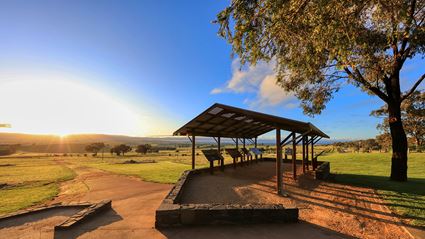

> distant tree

[
  {"left": 121, "top": 144, "right": 132, "bottom": 155},
  {"left": 136, "top": 144, "right": 151, "bottom": 154},
  {"left": 0, "top": 145, "right": 16, "bottom": 156},
  {"left": 362, "top": 139, "right": 380, "bottom": 152},
  {"left": 111, "top": 144, "right": 132, "bottom": 156},
  {"left": 372, "top": 91, "right": 425, "bottom": 149},
  {"left": 216, "top": 0, "right": 425, "bottom": 181},
  {"left": 376, "top": 133, "right": 392, "bottom": 152},
  {"left": 85, "top": 142, "right": 105, "bottom": 157}
]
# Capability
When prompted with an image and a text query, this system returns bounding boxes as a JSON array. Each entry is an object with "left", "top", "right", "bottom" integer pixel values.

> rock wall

[{"left": 155, "top": 162, "right": 299, "bottom": 228}]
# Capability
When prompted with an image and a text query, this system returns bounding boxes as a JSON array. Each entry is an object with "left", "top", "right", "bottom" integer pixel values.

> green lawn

[
  {"left": 80, "top": 159, "right": 193, "bottom": 183},
  {"left": 320, "top": 152, "right": 425, "bottom": 227},
  {"left": 0, "top": 156, "right": 75, "bottom": 215}
]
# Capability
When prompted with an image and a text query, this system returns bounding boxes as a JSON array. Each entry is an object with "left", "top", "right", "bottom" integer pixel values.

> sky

[{"left": 0, "top": 0, "right": 423, "bottom": 140}]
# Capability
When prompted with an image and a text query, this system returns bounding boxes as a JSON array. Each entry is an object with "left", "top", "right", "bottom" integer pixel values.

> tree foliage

[
  {"left": 111, "top": 144, "right": 132, "bottom": 156},
  {"left": 376, "top": 133, "right": 392, "bottom": 152},
  {"left": 372, "top": 90, "right": 425, "bottom": 146},
  {"left": 85, "top": 142, "right": 105, "bottom": 156},
  {"left": 136, "top": 144, "right": 152, "bottom": 154},
  {"left": 216, "top": 0, "right": 424, "bottom": 114}
]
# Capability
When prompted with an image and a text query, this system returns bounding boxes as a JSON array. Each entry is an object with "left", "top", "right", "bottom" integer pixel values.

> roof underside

[{"left": 173, "top": 103, "right": 329, "bottom": 139}]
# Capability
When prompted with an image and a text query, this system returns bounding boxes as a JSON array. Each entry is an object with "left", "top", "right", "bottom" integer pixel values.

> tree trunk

[{"left": 388, "top": 102, "right": 408, "bottom": 181}]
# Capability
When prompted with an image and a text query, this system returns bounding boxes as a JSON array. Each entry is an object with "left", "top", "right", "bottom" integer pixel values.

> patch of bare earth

[{"left": 180, "top": 162, "right": 411, "bottom": 239}]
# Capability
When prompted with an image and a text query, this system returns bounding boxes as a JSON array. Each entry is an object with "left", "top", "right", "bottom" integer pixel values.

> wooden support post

[
  {"left": 236, "top": 138, "right": 243, "bottom": 166},
  {"left": 276, "top": 128, "right": 283, "bottom": 195},
  {"left": 243, "top": 138, "right": 246, "bottom": 165},
  {"left": 234, "top": 138, "right": 238, "bottom": 169},
  {"left": 191, "top": 134, "right": 196, "bottom": 169},
  {"left": 302, "top": 136, "right": 306, "bottom": 173},
  {"left": 292, "top": 132, "right": 297, "bottom": 180},
  {"left": 254, "top": 137, "right": 258, "bottom": 162},
  {"left": 306, "top": 136, "right": 309, "bottom": 170},
  {"left": 312, "top": 138, "right": 316, "bottom": 170},
  {"left": 210, "top": 161, "right": 214, "bottom": 174},
  {"left": 218, "top": 136, "right": 224, "bottom": 171}
]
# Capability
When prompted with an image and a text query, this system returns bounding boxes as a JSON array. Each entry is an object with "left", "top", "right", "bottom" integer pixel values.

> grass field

[
  {"left": 0, "top": 150, "right": 424, "bottom": 227},
  {"left": 0, "top": 156, "right": 75, "bottom": 214},
  {"left": 321, "top": 152, "right": 425, "bottom": 227},
  {"left": 80, "top": 159, "right": 193, "bottom": 183}
]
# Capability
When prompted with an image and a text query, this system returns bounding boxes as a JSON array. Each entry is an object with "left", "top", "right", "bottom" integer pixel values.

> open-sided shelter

[{"left": 173, "top": 103, "right": 329, "bottom": 194}]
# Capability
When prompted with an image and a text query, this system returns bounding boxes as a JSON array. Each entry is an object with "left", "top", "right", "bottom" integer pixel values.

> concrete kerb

[{"left": 0, "top": 200, "right": 112, "bottom": 231}]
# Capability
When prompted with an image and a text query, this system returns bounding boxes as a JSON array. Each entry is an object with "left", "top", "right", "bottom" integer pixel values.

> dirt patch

[
  {"left": 120, "top": 159, "right": 156, "bottom": 164},
  {"left": 180, "top": 162, "right": 411, "bottom": 239},
  {"left": 0, "top": 164, "right": 14, "bottom": 167}
]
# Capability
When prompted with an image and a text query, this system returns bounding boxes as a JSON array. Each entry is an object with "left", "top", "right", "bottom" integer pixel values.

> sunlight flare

[{"left": 0, "top": 79, "right": 144, "bottom": 136}]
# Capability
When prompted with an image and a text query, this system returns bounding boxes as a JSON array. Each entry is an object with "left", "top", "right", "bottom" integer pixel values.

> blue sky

[{"left": 0, "top": 0, "right": 423, "bottom": 139}]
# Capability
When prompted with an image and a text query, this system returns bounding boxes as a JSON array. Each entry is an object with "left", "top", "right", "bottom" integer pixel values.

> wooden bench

[
  {"left": 225, "top": 148, "right": 243, "bottom": 168},
  {"left": 201, "top": 149, "right": 224, "bottom": 174}
]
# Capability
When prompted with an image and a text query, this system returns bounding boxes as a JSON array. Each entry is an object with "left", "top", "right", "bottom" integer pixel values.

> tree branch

[
  {"left": 401, "top": 72, "right": 425, "bottom": 102},
  {"left": 344, "top": 67, "right": 389, "bottom": 102},
  {"left": 400, "top": 0, "right": 417, "bottom": 54}
]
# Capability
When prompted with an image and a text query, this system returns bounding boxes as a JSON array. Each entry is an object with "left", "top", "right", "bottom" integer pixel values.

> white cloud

[{"left": 212, "top": 58, "right": 297, "bottom": 108}]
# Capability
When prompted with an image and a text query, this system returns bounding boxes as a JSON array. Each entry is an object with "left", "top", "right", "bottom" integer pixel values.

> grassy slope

[
  {"left": 320, "top": 152, "right": 425, "bottom": 227},
  {"left": 0, "top": 157, "right": 75, "bottom": 215},
  {"left": 81, "top": 159, "right": 193, "bottom": 184}
]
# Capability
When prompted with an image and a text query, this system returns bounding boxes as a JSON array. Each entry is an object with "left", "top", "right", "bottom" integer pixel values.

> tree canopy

[
  {"left": 372, "top": 90, "right": 425, "bottom": 147},
  {"left": 216, "top": 0, "right": 424, "bottom": 114},
  {"left": 111, "top": 144, "right": 132, "bottom": 156},
  {"left": 85, "top": 142, "right": 105, "bottom": 156},
  {"left": 136, "top": 144, "right": 152, "bottom": 154}
]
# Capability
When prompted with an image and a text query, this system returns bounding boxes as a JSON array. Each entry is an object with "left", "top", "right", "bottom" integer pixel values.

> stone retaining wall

[{"left": 155, "top": 161, "right": 299, "bottom": 228}]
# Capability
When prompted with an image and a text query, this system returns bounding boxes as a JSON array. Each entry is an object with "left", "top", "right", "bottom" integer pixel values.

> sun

[
  {"left": 0, "top": 79, "right": 145, "bottom": 136},
  {"left": 57, "top": 132, "right": 69, "bottom": 138}
]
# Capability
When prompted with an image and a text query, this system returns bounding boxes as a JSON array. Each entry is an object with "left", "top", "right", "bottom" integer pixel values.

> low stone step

[{"left": 54, "top": 200, "right": 112, "bottom": 230}]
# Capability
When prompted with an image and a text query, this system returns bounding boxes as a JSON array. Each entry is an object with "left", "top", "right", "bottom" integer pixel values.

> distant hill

[
  {"left": 0, "top": 132, "right": 337, "bottom": 153},
  {"left": 0, "top": 133, "right": 184, "bottom": 146}
]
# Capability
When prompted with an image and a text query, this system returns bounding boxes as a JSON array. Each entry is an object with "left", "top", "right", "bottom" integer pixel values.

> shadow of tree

[
  {"left": 331, "top": 174, "right": 425, "bottom": 196},
  {"left": 322, "top": 174, "right": 425, "bottom": 227}
]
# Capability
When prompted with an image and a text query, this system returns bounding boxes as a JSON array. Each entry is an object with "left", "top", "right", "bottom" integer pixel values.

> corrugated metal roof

[{"left": 173, "top": 103, "right": 329, "bottom": 139}]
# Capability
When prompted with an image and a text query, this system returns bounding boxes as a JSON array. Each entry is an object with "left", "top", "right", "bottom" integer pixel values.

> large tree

[{"left": 216, "top": 0, "right": 425, "bottom": 181}]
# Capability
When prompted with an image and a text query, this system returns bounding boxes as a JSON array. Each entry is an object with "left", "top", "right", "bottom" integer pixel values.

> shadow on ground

[
  {"left": 54, "top": 208, "right": 122, "bottom": 239},
  {"left": 0, "top": 206, "right": 85, "bottom": 229},
  {"left": 158, "top": 220, "right": 356, "bottom": 239}
]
